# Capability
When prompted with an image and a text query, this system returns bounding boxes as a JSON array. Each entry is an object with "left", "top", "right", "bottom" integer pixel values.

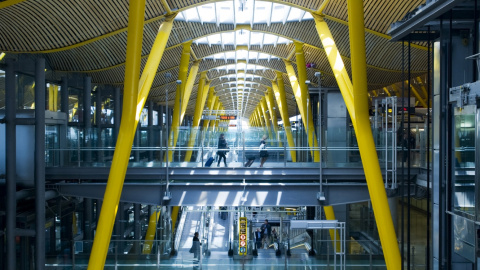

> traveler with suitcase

[{"left": 217, "top": 133, "right": 228, "bottom": 167}]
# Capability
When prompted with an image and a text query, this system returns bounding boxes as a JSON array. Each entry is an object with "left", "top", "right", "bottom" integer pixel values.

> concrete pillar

[
  {"left": 5, "top": 58, "right": 17, "bottom": 270},
  {"left": 83, "top": 77, "right": 92, "bottom": 163},
  {"left": 34, "top": 57, "right": 46, "bottom": 270},
  {"left": 84, "top": 199, "right": 94, "bottom": 240},
  {"left": 60, "top": 76, "right": 69, "bottom": 166},
  {"left": 148, "top": 100, "right": 154, "bottom": 161},
  {"left": 134, "top": 204, "right": 141, "bottom": 253},
  {"left": 95, "top": 88, "right": 104, "bottom": 162}
]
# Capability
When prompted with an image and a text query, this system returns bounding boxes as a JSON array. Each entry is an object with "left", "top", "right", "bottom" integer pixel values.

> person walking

[
  {"left": 217, "top": 133, "right": 228, "bottom": 167},
  {"left": 260, "top": 219, "right": 272, "bottom": 249},
  {"left": 259, "top": 135, "right": 268, "bottom": 167},
  {"left": 190, "top": 232, "right": 201, "bottom": 263}
]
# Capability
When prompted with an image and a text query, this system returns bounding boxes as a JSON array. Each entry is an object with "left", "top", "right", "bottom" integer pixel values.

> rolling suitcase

[
  {"left": 244, "top": 156, "right": 255, "bottom": 167},
  {"left": 205, "top": 157, "right": 214, "bottom": 167}
]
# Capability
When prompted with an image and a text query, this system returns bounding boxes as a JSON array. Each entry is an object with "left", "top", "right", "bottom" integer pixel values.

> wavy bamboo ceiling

[{"left": 0, "top": 0, "right": 427, "bottom": 118}]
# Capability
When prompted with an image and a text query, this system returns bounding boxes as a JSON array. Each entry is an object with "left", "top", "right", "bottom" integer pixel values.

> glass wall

[{"left": 452, "top": 105, "right": 476, "bottom": 216}]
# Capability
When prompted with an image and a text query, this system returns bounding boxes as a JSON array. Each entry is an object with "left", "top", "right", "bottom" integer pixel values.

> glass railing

[
  {"left": 44, "top": 239, "right": 398, "bottom": 269},
  {"left": 44, "top": 126, "right": 427, "bottom": 169}
]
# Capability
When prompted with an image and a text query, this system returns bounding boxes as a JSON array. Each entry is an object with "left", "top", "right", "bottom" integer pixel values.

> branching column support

[
  {"left": 283, "top": 60, "right": 318, "bottom": 160},
  {"left": 88, "top": 6, "right": 176, "bottom": 269},
  {"left": 185, "top": 73, "right": 209, "bottom": 161},
  {"left": 202, "top": 87, "right": 216, "bottom": 132},
  {"left": 142, "top": 209, "right": 160, "bottom": 254},
  {"left": 293, "top": 41, "right": 319, "bottom": 161},
  {"left": 210, "top": 98, "right": 221, "bottom": 131},
  {"left": 312, "top": 3, "right": 401, "bottom": 267},
  {"left": 265, "top": 87, "right": 282, "bottom": 146},
  {"left": 260, "top": 97, "right": 274, "bottom": 145},
  {"left": 256, "top": 107, "right": 266, "bottom": 132},
  {"left": 167, "top": 41, "right": 192, "bottom": 161},
  {"left": 272, "top": 77, "right": 296, "bottom": 162},
  {"left": 181, "top": 60, "right": 200, "bottom": 120}
]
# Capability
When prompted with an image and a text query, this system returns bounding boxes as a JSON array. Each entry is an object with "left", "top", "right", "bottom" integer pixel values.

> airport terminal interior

[{"left": 0, "top": 0, "right": 479, "bottom": 269}]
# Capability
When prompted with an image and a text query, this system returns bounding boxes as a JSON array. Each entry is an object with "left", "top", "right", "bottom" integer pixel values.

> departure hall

[{"left": 0, "top": 0, "right": 478, "bottom": 269}]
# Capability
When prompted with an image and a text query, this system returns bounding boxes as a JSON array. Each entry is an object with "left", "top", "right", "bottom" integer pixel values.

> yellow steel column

[
  {"left": 265, "top": 87, "right": 282, "bottom": 147},
  {"left": 180, "top": 60, "right": 200, "bottom": 120},
  {"left": 312, "top": 14, "right": 354, "bottom": 116},
  {"left": 323, "top": 206, "right": 340, "bottom": 252},
  {"left": 184, "top": 72, "right": 208, "bottom": 161},
  {"left": 260, "top": 98, "right": 273, "bottom": 144},
  {"left": 88, "top": 0, "right": 146, "bottom": 268},
  {"left": 294, "top": 41, "right": 319, "bottom": 161},
  {"left": 383, "top": 87, "right": 392, "bottom": 97},
  {"left": 410, "top": 83, "right": 428, "bottom": 108},
  {"left": 347, "top": 0, "right": 401, "bottom": 267},
  {"left": 202, "top": 88, "right": 216, "bottom": 130},
  {"left": 283, "top": 60, "right": 306, "bottom": 122},
  {"left": 48, "top": 85, "right": 54, "bottom": 111},
  {"left": 136, "top": 14, "right": 176, "bottom": 114},
  {"left": 53, "top": 85, "right": 59, "bottom": 111},
  {"left": 272, "top": 77, "right": 296, "bottom": 162},
  {"left": 167, "top": 41, "right": 192, "bottom": 161},
  {"left": 210, "top": 98, "right": 220, "bottom": 131},
  {"left": 142, "top": 209, "right": 160, "bottom": 254},
  {"left": 255, "top": 107, "right": 265, "bottom": 132}
]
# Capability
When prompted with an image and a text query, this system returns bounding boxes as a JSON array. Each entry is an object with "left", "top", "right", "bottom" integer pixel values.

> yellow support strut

[
  {"left": 265, "top": 87, "right": 282, "bottom": 147},
  {"left": 260, "top": 97, "right": 274, "bottom": 145},
  {"left": 272, "top": 78, "right": 296, "bottom": 162},
  {"left": 88, "top": 1, "right": 147, "bottom": 268},
  {"left": 350, "top": 0, "right": 402, "bottom": 267},
  {"left": 142, "top": 209, "right": 161, "bottom": 254},
  {"left": 184, "top": 73, "right": 209, "bottom": 161},
  {"left": 181, "top": 60, "right": 200, "bottom": 120},
  {"left": 294, "top": 41, "right": 319, "bottom": 161},
  {"left": 167, "top": 41, "right": 192, "bottom": 162}
]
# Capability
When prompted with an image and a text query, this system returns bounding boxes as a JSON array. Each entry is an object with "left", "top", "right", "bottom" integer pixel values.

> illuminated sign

[
  {"left": 219, "top": 115, "right": 237, "bottom": 120},
  {"left": 238, "top": 217, "right": 247, "bottom": 255}
]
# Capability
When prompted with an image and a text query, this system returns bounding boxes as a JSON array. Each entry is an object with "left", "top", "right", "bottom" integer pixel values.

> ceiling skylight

[
  {"left": 214, "top": 63, "right": 270, "bottom": 72},
  {"left": 176, "top": 0, "right": 313, "bottom": 26},
  {"left": 195, "top": 31, "right": 290, "bottom": 48}
]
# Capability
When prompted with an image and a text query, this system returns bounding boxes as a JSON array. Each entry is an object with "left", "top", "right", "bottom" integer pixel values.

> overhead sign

[
  {"left": 203, "top": 115, "right": 217, "bottom": 120},
  {"left": 220, "top": 115, "right": 236, "bottom": 120},
  {"left": 238, "top": 217, "right": 247, "bottom": 255}
]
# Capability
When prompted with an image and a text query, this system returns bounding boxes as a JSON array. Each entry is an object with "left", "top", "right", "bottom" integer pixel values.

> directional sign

[{"left": 238, "top": 217, "right": 247, "bottom": 255}]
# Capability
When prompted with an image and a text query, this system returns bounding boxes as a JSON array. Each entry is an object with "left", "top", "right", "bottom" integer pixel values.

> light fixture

[{"left": 0, "top": 52, "right": 5, "bottom": 61}]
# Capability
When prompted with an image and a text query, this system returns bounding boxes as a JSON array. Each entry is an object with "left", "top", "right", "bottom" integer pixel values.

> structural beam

[
  {"left": 260, "top": 97, "right": 274, "bottom": 145},
  {"left": 181, "top": 60, "right": 200, "bottom": 120},
  {"left": 184, "top": 73, "right": 209, "bottom": 161},
  {"left": 352, "top": 1, "right": 402, "bottom": 267},
  {"left": 142, "top": 210, "right": 160, "bottom": 254},
  {"left": 5, "top": 58, "right": 16, "bottom": 270},
  {"left": 265, "top": 87, "right": 282, "bottom": 146},
  {"left": 272, "top": 78, "right": 296, "bottom": 162},
  {"left": 88, "top": 4, "right": 176, "bottom": 269},
  {"left": 294, "top": 42, "right": 319, "bottom": 161},
  {"left": 35, "top": 58, "right": 46, "bottom": 270},
  {"left": 167, "top": 41, "right": 192, "bottom": 161}
]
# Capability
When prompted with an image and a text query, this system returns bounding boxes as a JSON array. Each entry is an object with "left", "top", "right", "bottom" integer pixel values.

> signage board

[
  {"left": 238, "top": 217, "right": 247, "bottom": 255},
  {"left": 220, "top": 115, "right": 236, "bottom": 120}
]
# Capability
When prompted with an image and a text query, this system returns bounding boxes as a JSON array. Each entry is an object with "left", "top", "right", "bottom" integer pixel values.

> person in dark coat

[
  {"left": 191, "top": 232, "right": 201, "bottom": 261},
  {"left": 217, "top": 133, "right": 228, "bottom": 167},
  {"left": 255, "top": 228, "right": 262, "bottom": 249},
  {"left": 260, "top": 219, "right": 272, "bottom": 249}
]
